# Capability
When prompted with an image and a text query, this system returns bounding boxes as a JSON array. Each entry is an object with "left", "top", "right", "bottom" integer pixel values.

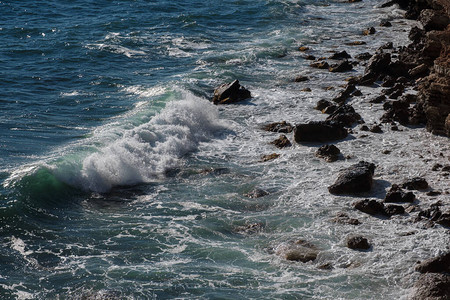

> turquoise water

[{"left": 1, "top": 0, "right": 449, "bottom": 298}]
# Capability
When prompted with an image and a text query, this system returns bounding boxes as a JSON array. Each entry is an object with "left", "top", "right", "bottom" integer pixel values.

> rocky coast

[{"left": 213, "top": 0, "right": 449, "bottom": 298}]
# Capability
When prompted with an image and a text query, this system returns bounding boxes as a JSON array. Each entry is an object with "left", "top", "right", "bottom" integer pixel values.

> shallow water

[{"left": 1, "top": 0, "right": 449, "bottom": 298}]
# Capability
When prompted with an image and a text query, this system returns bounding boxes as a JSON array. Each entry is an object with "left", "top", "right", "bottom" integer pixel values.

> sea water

[{"left": 1, "top": 0, "right": 449, "bottom": 299}]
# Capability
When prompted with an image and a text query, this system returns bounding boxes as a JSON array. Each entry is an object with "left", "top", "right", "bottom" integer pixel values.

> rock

[
  {"left": 360, "top": 125, "right": 369, "bottom": 131},
  {"left": 315, "top": 99, "right": 334, "bottom": 111},
  {"left": 380, "top": 20, "right": 392, "bottom": 27},
  {"left": 380, "top": 42, "right": 393, "bottom": 49},
  {"left": 331, "top": 212, "right": 361, "bottom": 225},
  {"left": 345, "top": 41, "right": 367, "bottom": 46},
  {"left": 301, "top": 87, "right": 312, "bottom": 92},
  {"left": 352, "top": 89, "right": 362, "bottom": 97},
  {"left": 419, "top": 9, "right": 450, "bottom": 31},
  {"left": 355, "top": 52, "right": 372, "bottom": 60},
  {"left": 310, "top": 61, "right": 330, "bottom": 69},
  {"left": 271, "top": 135, "right": 292, "bottom": 149},
  {"left": 409, "top": 26, "right": 426, "bottom": 43},
  {"left": 298, "top": 46, "right": 310, "bottom": 51},
  {"left": 384, "top": 204, "right": 405, "bottom": 216},
  {"left": 415, "top": 252, "right": 450, "bottom": 274},
  {"left": 370, "top": 95, "right": 386, "bottom": 103},
  {"left": 332, "top": 84, "right": 356, "bottom": 104},
  {"left": 329, "top": 60, "right": 353, "bottom": 72},
  {"left": 212, "top": 80, "right": 251, "bottom": 104},
  {"left": 409, "top": 63, "right": 429, "bottom": 77},
  {"left": 329, "top": 51, "right": 352, "bottom": 60},
  {"left": 234, "top": 223, "right": 264, "bottom": 235},
  {"left": 402, "top": 177, "right": 429, "bottom": 190},
  {"left": 316, "top": 144, "right": 341, "bottom": 162},
  {"left": 328, "top": 161, "right": 375, "bottom": 195},
  {"left": 432, "top": 163, "right": 443, "bottom": 171},
  {"left": 363, "top": 27, "right": 376, "bottom": 35},
  {"left": 263, "top": 121, "right": 294, "bottom": 133},
  {"left": 303, "top": 55, "right": 316, "bottom": 60},
  {"left": 323, "top": 105, "right": 338, "bottom": 114},
  {"left": 326, "top": 104, "right": 362, "bottom": 127},
  {"left": 363, "top": 53, "right": 392, "bottom": 83},
  {"left": 354, "top": 199, "right": 386, "bottom": 216},
  {"left": 261, "top": 153, "right": 280, "bottom": 162},
  {"left": 294, "top": 121, "right": 348, "bottom": 143},
  {"left": 370, "top": 125, "right": 383, "bottom": 133},
  {"left": 346, "top": 235, "right": 371, "bottom": 250},
  {"left": 294, "top": 75, "right": 309, "bottom": 82},
  {"left": 384, "top": 184, "right": 416, "bottom": 203},
  {"left": 411, "top": 273, "right": 450, "bottom": 300},
  {"left": 436, "top": 211, "right": 450, "bottom": 227},
  {"left": 275, "top": 240, "right": 319, "bottom": 263},
  {"left": 244, "top": 188, "right": 269, "bottom": 199}
]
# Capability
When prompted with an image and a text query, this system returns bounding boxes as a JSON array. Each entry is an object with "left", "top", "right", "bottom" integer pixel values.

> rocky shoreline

[{"left": 213, "top": 0, "right": 449, "bottom": 298}]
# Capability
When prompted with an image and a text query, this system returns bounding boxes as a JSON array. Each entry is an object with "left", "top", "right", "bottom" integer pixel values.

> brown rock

[
  {"left": 263, "top": 121, "right": 293, "bottom": 133},
  {"left": 294, "top": 75, "right": 309, "bottom": 82},
  {"left": 261, "top": 153, "right": 280, "bottom": 162},
  {"left": 212, "top": 80, "right": 251, "bottom": 104},
  {"left": 310, "top": 61, "right": 330, "bottom": 69},
  {"left": 384, "top": 184, "right": 416, "bottom": 203},
  {"left": 275, "top": 240, "right": 319, "bottom": 263},
  {"left": 316, "top": 144, "right": 341, "bottom": 162},
  {"left": 415, "top": 252, "right": 450, "bottom": 274},
  {"left": 346, "top": 235, "right": 371, "bottom": 250},
  {"left": 271, "top": 135, "right": 292, "bottom": 149},
  {"left": 294, "top": 121, "right": 348, "bottom": 143},
  {"left": 328, "top": 161, "right": 375, "bottom": 195},
  {"left": 362, "top": 27, "right": 376, "bottom": 35},
  {"left": 331, "top": 212, "right": 361, "bottom": 225},
  {"left": 411, "top": 273, "right": 450, "bottom": 300}
]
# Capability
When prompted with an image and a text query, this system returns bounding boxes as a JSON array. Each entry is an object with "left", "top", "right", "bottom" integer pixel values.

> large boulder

[
  {"left": 415, "top": 252, "right": 450, "bottom": 274},
  {"left": 328, "top": 161, "right": 376, "bottom": 195},
  {"left": 293, "top": 121, "right": 348, "bottom": 143},
  {"left": 411, "top": 273, "right": 450, "bottom": 300},
  {"left": 212, "top": 80, "right": 251, "bottom": 104}
]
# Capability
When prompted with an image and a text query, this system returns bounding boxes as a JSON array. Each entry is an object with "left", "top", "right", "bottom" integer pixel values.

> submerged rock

[
  {"left": 328, "top": 161, "right": 375, "bottom": 195},
  {"left": 294, "top": 121, "right": 348, "bottom": 143},
  {"left": 212, "top": 80, "right": 251, "bottom": 104},
  {"left": 244, "top": 188, "right": 269, "bottom": 199},
  {"left": 271, "top": 135, "right": 292, "bottom": 149},
  {"left": 274, "top": 239, "right": 319, "bottom": 263},
  {"left": 331, "top": 212, "right": 361, "bottom": 225}
]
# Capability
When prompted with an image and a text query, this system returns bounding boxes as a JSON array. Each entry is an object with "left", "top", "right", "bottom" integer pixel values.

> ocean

[{"left": 1, "top": 0, "right": 449, "bottom": 298}]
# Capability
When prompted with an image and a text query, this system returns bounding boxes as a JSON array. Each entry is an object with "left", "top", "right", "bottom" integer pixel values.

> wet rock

[
  {"left": 384, "top": 184, "right": 416, "bottom": 203},
  {"left": 212, "top": 80, "right": 251, "bottom": 104},
  {"left": 354, "top": 199, "right": 386, "bottom": 216},
  {"left": 355, "top": 52, "right": 372, "bottom": 60},
  {"left": 310, "top": 61, "right": 330, "bottom": 69},
  {"left": 360, "top": 125, "right": 369, "bottom": 131},
  {"left": 275, "top": 239, "right": 319, "bottom": 263},
  {"left": 409, "top": 26, "right": 426, "bottom": 43},
  {"left": 384, "top": 204, "right": 405, "bottom": 216},
  {"left": 298, "top": 46, "right": 310, "bottom": 51},
  {"left": 329, "top": 51, "right": 351, "bottom": 60},
  {"left": 415, "top": 252, "right": 450, "bottom": 274},
  {"left": 326, "top": 104, "right": 362, "bottom": 127},
  {"left": 370, "top": 95, "right": 386, "bottom": 103},
  {"left": 331, "top": 212, "right": 361, "bottom": 225},
  {"left": 409, "top": 63, "right": 429, "bottom": 77},
  {"left": 362, "top": 27, "right": 376, "bottom": 35},
  {"left": 329, "top": 60, "right": 353, "bottom": 72},
  {"left": 345, "top": 41, "right": 367, "bottom": 46},
  {"left": 271, "top": 135, "right": 292, "bottom": 149},
  {"left": 323, "top": 105, "right": 338, "bottom": 114},
  {"left": 411, "top": 273, "right": 450, "bottom": 300},
  {"left": 263, "top": 121, "right": 294, "bottom": 133},
  {"left": 436, "top": 211, "right": 450, "bottom": 227},
  {"left": 244, "top": 188, "right": 269, "bottom": 199},
  {"left": 315, "top": 99, "right": 334, "bottom": 111},
  {"left": 379, "top": 20, "right": 392, "bottom": 27},
  {"left": 432, "top": 163, "right": 443, "bottom": 171},
  {"left": 301, "top": 87, "right": 312, "bottom": 92},
  {"left": 346, "top": 235, "right": 371, "bottom": 250},
  {"left": 316, "top": 144, "right": 341, "bottom": 162},
  {"left": 261, "top": 153, "right": 280, "bottom": 162},
  {"left": 402, "top": 177, "right": 429, "bottom": 190},
  {"left": 381, "top": 76, "right": 396, "bottom": 87},
  {"left": 294, "top": 121, "right": 348, "bottom": 143},
  {"left": 427, "top": 190, "right": 441, "bottom": 196},
  {"left": 303, "top": 54, "right": 316, "bottom": 60},
  {"left": 294, "top": 75, "right": 309, "bottom": 82},
  {"left": 361, "top": 53, "right": 392, "bottom": 85},
  {"left": 379, "top": 42, "right": 393, "bottom": 50},
  {"left": 332, "top": 84, "right": 356, "bottom": 104},
  {"left": 328, "top": 161, "right": 375, "bottom": 195},
  {"left": 370, "top": 125, "right": 383, "bottom": 133}
]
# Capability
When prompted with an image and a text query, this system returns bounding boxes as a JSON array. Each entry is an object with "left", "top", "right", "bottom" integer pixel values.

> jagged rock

[
  {"left": 415, "top": 252, "right": 450, "bottom": 274},
  {"left": 354, "top": 199, "right": 386, "bottom": 215},
  {"left": 294, "top": 121, "right": 348, "bottom": 143},
  {"left": 419, "top": 9, "right": 450, "bottom": 31},
  {"left": 384, "top": 184, "right": 416, "bottom": 203},
  {"left": 363, "top": 27, "right": 376, "bottom": 35},
  {"left": 326, "top": 104, "right": 362, "bottom": 127},
  {"left": 332, "top": 84, "right": 356, "bottom": 104},
  {"left": 316, "top": 144, "right": 341, "bottom": 162},
  {"left": 411, "top": 273, "right": 450, "bottom": 300},
  {"left": 402, "top": 177, "right": 429, "bottom": 190},
  {"left": 329, "top": 60, "right": 353, "bottom": 72},
  {"left": 244, "top": 188, "right": 269, "bottom": 199},
  {"left": 212, "top": 80, "right": 251, "bottom": 104},
  {"left": 294, "top": 75, "right": 309, "bottom": 82},
  {"left": 263, "top": 121, "right": 294, "bottom": 133},
  {"left": 328, "top": 161, "right": 375, "bottom": 195},
  {"left": 329, "top": 51, "right": 352, "bottom": 60},
  {"left": 360, "top": 53, "right": 392, "bottom": 85},
  {"left": 323, "top": 105, "right": 338, "bottom": 114},
  {"left": 384, "top": 204, "right": 405, "bottom": 216},
  {"left": 261, "top": 153, "right": 280, "bottom": 162},
  {"left": 271, "top": 135, "right": 292, "bottom": 148},
  {"left": 331, "top": 212, "right": 361, "bottom": 225},
  {"left": 274, "top": 239, "right": 319, "bottom": 262},
  {"left": 346, "top": 235, "right": 370, "bottom": 250},
  {"left": 409, "top": 63, "right": 429, "bottom": 77}
]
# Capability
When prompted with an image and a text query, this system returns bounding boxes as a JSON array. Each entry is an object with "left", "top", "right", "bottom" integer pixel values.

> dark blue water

[{"left": 1, "top": 0, "right": 448, "bottom": 298}]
